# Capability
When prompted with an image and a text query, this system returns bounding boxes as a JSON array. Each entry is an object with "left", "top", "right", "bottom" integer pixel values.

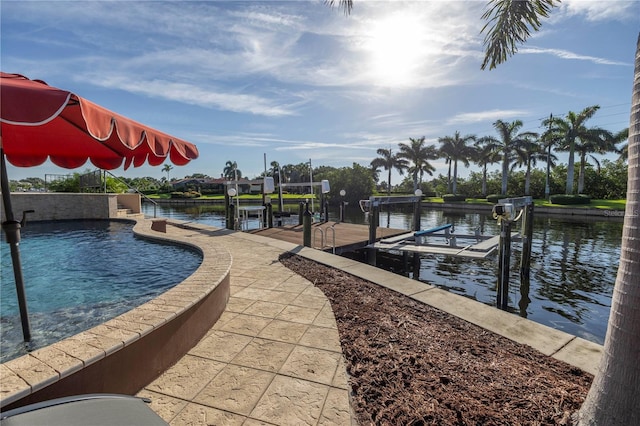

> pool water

[{"left": 1, "top": 220, "right": 202, "bottom": 362}]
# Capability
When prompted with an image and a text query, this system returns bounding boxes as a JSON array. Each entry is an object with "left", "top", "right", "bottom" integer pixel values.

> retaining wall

[{"left": 1, "top": 193, "right": 141, "bottom": 222}]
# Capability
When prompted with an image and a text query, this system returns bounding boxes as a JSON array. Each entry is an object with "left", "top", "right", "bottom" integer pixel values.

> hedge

[
  {"left": 442, "top": 194, "right": 466, "bottom": 202},
  {"left": 549, "top": 194, "right": 591, "bottom": 205},
  {"left": 170, "top": 191, "right": 202, "bottom": 199}
]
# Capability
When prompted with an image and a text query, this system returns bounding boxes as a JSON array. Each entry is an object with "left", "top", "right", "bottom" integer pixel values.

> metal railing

[
  {"left": 103, "top": 170, "right": 158, "bottom": 218},
  {"left": 313, "top": 224, "right": 336, "bottom": 254}
]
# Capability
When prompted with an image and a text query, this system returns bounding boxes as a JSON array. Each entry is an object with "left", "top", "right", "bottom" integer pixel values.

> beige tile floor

[{"left": 137, "top": 225, "right": 356, "bottom": 425}]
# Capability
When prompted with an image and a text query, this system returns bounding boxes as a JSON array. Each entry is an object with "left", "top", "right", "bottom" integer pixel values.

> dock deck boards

[{"left": 250, "top": 222, "right": 408, "bottom": 251}]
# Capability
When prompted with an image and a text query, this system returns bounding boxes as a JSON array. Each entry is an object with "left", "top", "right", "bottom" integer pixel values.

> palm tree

[
  {"left": 511, "top": 135, "right": 551, "bottom": 196},
  {"left": 397, "top": 137, "right": 438, "bottom": 192},
  {"left": 549, "top": 105, "right": 604, "bottom": 194},
  {"left": 481, "top": 3, "right": 640, "bottom": 422},
  {"left": 280, "top": 164, "right": 292, "bottom": 183},
  {"left": 223, "top": 160, "right": 241, "bottom": 180},
  {"left": 438, "top": 132, "right": 476, "bottom": 195},
  {"left": 491, "top": 119, "right": 537, "bottom": 195},
  {"left": 540, "top": 115, "right": 563, "bottom": 199},
  {"left": 269, "top": 161, "right": 281, "bottom": 185},
  {"left": 370, "top": 148, "right": 408, "bottom": 195},
  {"left": 574, "top": 128, "right": 618, "bottom": 194},
  {"left": 162, "top": 164, "right": 173, "bottom": 182},
  {"left": 474, "top": 136, "right": 501, "bottom": 197}
]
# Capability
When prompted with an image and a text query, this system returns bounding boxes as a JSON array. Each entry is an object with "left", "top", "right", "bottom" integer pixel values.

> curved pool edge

[{"left": 0, "top": 218, "right": 231, "bottom": 411}]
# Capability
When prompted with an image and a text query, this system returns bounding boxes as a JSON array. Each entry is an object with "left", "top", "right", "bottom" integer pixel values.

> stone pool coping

[{"left": 0, "top": 218, "right": 231, "bottom": 411}]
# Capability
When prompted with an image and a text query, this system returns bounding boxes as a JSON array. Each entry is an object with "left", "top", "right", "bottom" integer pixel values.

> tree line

[{"left": 370, "top": 106, "right": 628, "bottom": 199}]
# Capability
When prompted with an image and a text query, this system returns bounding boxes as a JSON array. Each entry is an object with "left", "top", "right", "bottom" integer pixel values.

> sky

[{"left": 1, "top": 0, "right": 639, "bottom": 185}]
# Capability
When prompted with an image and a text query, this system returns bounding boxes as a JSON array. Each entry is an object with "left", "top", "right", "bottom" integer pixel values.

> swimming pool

[{"left": 1, "top": 220, "right": 202, "bottom": 362}]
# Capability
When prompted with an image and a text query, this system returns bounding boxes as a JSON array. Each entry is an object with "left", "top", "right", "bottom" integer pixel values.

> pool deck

[
  {"left": 136, "top": 220, "right": 603, "bottom": 425},
  {"left": 1, "top": 218, "right": 604, "bottom": 424}
]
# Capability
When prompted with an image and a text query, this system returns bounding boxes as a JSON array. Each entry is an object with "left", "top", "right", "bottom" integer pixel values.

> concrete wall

[
  {"left": 116, "top": 193, "right": 142, "bottom": 214},
  {"left": 1, "top": 193, "right": 139, "bottom": 222}
]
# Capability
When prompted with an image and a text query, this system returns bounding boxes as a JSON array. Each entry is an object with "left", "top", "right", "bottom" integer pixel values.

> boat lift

[
  {"left": 364, "top": 194, "right": 534, "bottom": 310},
  {"left": 363, "top": 194, "right": 505, "bottom": 262},
  {"left": 370, "top": 224, "right": 506, "bottom": 259}
]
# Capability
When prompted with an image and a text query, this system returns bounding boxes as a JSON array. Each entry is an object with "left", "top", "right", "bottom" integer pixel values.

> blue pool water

[{"left": 1, "top": 220, "right": 202, "bottom": 362}]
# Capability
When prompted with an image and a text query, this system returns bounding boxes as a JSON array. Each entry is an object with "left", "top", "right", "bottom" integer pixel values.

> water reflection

[{"left": 142, "top": 202, "right": 621, "bottom": 344}]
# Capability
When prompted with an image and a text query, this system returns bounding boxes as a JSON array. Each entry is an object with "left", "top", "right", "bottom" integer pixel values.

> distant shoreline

[{"left": 145, "top": 198, "right": 626, "bottom": 220}]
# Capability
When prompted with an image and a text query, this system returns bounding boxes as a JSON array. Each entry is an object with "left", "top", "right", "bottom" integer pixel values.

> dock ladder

[{"left": 313, "top": 225, "right": 337, "bottom": 254}]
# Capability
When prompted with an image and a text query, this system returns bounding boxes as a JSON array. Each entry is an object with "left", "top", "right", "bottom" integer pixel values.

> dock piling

[
  {"left": 303, "top": 202, "right": 312, "bottom": 247},
  {"left": 497, "top": 219, "right": 512, "bottom": 310}
]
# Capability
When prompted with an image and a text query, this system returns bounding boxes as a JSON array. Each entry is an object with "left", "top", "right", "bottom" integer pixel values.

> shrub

[
  {"left": 442, "top": 194, "right": 466, "bottom": 202},
  {"left": 549, "top": 194, "right": 591, "bottom": 205},
  {"left": 170, "top": 191, "right": 201, "bottom": 199}
]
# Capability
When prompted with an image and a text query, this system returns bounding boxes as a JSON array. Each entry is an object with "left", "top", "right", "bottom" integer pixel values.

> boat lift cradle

[{"left": 370, "top": 223, "right": 512, "bottom": 259}]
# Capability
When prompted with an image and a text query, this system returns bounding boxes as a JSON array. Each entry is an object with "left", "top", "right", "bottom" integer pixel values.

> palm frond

[
  {"left": 325, "top": 0, "right": 353, "bottom": 15},
  {"left": 481, "top": 0, "right": 559, "bottom": 70}
]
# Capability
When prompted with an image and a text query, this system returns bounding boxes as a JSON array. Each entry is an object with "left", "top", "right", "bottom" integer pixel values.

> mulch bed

[{"left": 280, "top": 253, "right": 592, "bottom": 426}]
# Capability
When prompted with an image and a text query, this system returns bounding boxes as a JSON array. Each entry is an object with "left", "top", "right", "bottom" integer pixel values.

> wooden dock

[{"left": 250, "top": 222, "right": 408, "bottom": 254}]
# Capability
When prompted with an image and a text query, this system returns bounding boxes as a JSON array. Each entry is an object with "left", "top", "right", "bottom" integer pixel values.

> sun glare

[{"left": 364, "top": 13, "right": 426, "bottom": 87}]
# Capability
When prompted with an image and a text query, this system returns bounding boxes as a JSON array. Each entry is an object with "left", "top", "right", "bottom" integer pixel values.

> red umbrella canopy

[{"left": 0, "top": 72, "right": 199, "bottom": 170}]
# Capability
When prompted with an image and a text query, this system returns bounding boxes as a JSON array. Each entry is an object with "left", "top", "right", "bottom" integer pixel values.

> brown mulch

[{"left": 280, "top": 253, "right": 592, "bottom": 426}]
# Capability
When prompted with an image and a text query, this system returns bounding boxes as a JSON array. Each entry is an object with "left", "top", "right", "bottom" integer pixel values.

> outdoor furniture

[{"left": 0, "top": 394, "right": 167, "bottom": 426}]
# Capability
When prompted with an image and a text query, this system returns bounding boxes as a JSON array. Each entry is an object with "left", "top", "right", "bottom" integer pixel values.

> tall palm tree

[
  {"left": 540, "top": 115, "right": 563, "bottom": 199},
  {"left": 223, "top": 160, "right": 241, "bottom": 180},
  {"left": 438, "top": 142, "right": 454, "bottom": 193},
  {"left": 398, "top": 137, "right": 438, "bottom": 192},
  {"left": 511, "top": 134, "right": 551, "bottom": 196},
  {"left": 269, "top": 161, "right": 281, "bottom": 185},
  {"left": 370, "top": 148, "right": 408, "bottom": 195},
  {"left": 574, "top": 128, "right": 618, "bottom": 194},
  {"left": 474, "top": 136, "right": 501, "bottom": 197},
  {"left": 549, "top": 105, "right": 604, "bottom": 194},
  {"left": 438, "top": 131, "right": 476, "bottom": 195},
  {"left": 280, "top": 164, "right": 292, "bottom": 183},
  {"left": 481, "top": 2, "right": 640, "bottom": 422},
  {"left": 491, "top": 119, "right": 537, "bottom": 195},
  {"left": 162, "top": 164, "right": 173, "bottom": 182}
]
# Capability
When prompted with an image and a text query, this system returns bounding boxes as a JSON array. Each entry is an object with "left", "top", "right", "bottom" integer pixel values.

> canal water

[{"left": 142, "top": 202, "right": 622, "bottom": 345}]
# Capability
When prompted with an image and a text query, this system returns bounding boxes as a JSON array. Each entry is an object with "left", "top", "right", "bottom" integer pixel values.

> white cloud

[
  {"left": 559, "top": 0, "right": 640, "bottom": 22},
  {"left": 447, "top": 109, "right": 529, "bottom": 125},
  {"left": 520, "top": 47, "right": 631, "bottom": 66},
  {"left": 86, "top": 75, "right": 299, "bottom": 117}
]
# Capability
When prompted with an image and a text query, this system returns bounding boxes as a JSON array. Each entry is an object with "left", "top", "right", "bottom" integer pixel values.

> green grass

[{"left": 424, "top": 196, "right": 626, "bottom": 210}]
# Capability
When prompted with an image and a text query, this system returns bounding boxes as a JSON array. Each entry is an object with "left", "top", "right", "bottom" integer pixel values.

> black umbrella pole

[
  {"left": 1, "top": 151, "right": 32, "bottom": 341},
  {"left": 8, "top": 234, "right": 31, "bottom": 341}
]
